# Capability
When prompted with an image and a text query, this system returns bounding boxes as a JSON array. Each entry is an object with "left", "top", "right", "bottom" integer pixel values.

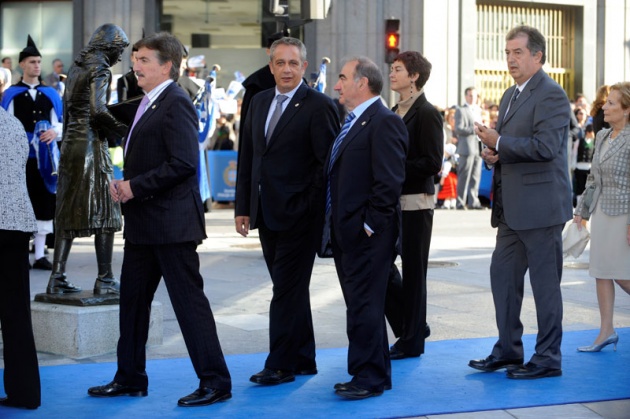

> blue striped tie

[{"left": 326, "top": 112, "right": 356, "bottom": 215}]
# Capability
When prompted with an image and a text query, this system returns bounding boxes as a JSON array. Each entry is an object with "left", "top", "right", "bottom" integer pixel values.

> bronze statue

[{"left": 46, "top": 24, "right": 130, "bottom": 295}]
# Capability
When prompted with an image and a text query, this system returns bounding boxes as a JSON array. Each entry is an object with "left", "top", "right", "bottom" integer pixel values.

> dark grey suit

[{"left": 490, "top": 68, "right": 572, "bottom": 369}]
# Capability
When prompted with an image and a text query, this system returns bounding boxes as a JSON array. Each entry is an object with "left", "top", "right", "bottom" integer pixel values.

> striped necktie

[{"left": 326, "top": 112, "right": 356, "bottom": 214}]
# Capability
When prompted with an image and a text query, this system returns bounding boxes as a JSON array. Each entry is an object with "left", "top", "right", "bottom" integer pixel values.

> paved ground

[{"left": 6, "top": 207, "right": 630, "bottom": 418}]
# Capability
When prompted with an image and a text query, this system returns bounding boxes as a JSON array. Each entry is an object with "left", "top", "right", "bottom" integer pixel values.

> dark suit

[
  {"left": 326, "top": 99, "right": 408, "bottom": 392},
  {"left": 115, "top": 82, "right": 231, "bottom": 391},
  {"left": 490, "top": 69, "right": 572, "bottom": 369},
  {"left": 385, "top": 93, "right": 443, "bottom": 357},
  {"left": 235, "top": 83, "right": 339, "bottom": 371}
]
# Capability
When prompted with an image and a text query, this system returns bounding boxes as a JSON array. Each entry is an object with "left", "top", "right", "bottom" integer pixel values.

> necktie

[
  {"left": 512, "top": 88, "right": 521, "bottom": 102},
  {"left": 504, "top": 87, "right": 520, "bottom": 118},
  {"left": 124, "top": 95, "right": 150, "bottom": 155},
  {"left": 326, "top": 112, "right": 356, "bottom": 214},
  {"left": 266, "top": 94, "right": 288, "bottom": 143}
]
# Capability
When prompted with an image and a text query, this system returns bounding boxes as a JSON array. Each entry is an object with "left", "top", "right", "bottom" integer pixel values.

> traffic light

[{"left": 385, "top": 19, "right": 400, "bottom": 64}]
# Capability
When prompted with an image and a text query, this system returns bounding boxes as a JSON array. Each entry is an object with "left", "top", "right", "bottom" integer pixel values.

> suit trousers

[
  {"left": 0, "top": 230, "right": 41, "bottom": 408},
  {"left": 257, "top": 211, "right": 318, "bottom": 371},
  {"left": 456, "top": 153, "right": 482, "bottom": 208},
  {"left": 385, "top": 209, "right": 433, "bottom": 356},
  {"left": 489, "top": 221, "right": 564, "bottom": 369},
  {"left": 114, "top": 241, "right": 231, "bottom": 391},
  {"left": 332, "top": 223, "right": 395, "bottom": 392}
]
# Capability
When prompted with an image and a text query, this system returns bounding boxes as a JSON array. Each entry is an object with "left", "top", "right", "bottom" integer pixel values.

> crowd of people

[{"left": 1, "top": 22, "right": 629, "bottom": 412}]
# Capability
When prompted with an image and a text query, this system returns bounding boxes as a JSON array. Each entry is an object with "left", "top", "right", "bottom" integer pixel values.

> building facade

[{"left": 1, "top": 0, "right": 629, "bottom": 108}]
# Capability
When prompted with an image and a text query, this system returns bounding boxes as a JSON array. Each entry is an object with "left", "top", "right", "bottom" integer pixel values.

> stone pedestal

[{"left": 31, "top": 293, "right": 162, "bottom": 358}]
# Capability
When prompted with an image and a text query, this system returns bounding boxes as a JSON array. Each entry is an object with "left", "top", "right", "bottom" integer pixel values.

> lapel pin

[
  {"left": 361, "top": 121, "right": 366, "bottom": 126},
  {"left": 295, "top": 103, "right": 300, "bottom": 107},
  {"left": 151, "top": 105, "right": 156, "bottom": 109}
]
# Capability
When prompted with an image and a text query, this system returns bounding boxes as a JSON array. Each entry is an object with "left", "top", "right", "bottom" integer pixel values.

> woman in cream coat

[
  {"left": 0, "top": 107, "right": 40, "bottom": 409},
  {"left": 574, "top": 81, "right": 630, "bottom": 352}
]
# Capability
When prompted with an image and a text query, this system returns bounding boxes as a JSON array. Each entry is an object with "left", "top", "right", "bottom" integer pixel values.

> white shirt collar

[{"left": 145, "top": 79, "right": 174, "bottom": 106}]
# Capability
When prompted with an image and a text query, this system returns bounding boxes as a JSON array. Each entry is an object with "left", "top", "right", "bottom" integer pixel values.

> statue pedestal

[{"left": 31, "top": 291, "right": 163, "bottom": 358}]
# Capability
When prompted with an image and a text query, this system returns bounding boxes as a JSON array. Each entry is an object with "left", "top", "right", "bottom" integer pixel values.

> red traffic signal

[{"left": 385, "top": 19, "right": 400, "bottom": 64}]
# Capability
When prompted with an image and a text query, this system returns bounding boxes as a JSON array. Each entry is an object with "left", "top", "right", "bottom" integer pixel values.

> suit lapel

[
  {"left": 266, "top": 84, "right": 308, "bottom": 147},
  {"left": 126, "top": 83, "right": 174, "bottom": 156},
  {"left": 499, "top": 69, "right": 544, "bottom": 127},
  {"left": 600, "top": 126, "right": 630, "bottom": 163},
  {"left": 329, "top": 100, "right": 380, "bottom": 171},
  {"left": 255, "top": 89, "right": 274, "bottom": 147}
]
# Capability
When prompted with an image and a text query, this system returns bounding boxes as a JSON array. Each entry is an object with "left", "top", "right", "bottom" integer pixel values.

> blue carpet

[{"left": 1, "top": 329, "right": 629, "bottom": 418}]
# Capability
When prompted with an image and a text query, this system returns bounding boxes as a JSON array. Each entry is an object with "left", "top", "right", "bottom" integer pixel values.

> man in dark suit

[
  {"left": 471, "top": 25, "right": 572, "bottom": 379},
  {"left": 454, "top": 87, "right": 483, "bottom": 209},
  {"left": 88, "top": 32, "right": 232, "bottom": 407},
  {"left": 326, "top": 57, "right": 408, "bottom": 399},
  {"left": 235, "top": 37, "right": 339, "bottom": 385}
]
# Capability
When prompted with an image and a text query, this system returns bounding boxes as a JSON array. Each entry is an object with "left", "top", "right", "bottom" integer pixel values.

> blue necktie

[{"left": 326, "top": 112, "right": 356, "bottom": 215}]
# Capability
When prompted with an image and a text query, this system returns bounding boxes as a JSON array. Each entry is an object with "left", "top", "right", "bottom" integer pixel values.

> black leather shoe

[
  {"left": 94, "top": 278, "right": 120, "bottom": 295},
  {"left": 334, "top": 381, "right": 392, "bottom": 391},
  {"left": 507, "top": 362, "right": 562, "bottom": 379},
  {"left": 294, "top": 367, "right": 318, "bottom": 375},
  {"left": 0, "top": 397, "right": 39, "bottom": 410},
  {"left": 389, "top": 345, "right": 419, "bottom": 360},
  {"left": 335, "top": 385, "right": 383, "bottom": 400},
  {"left": 249, "top": 368, "right": 295, "bottom": 385},
  {"left": 468, "top": 355, "right": 524, "bottom": 372},
  {"left": 47, "top": 274, "right": 82, "bottom": 294},
  {"left": 33, "top": 257, "right": 53, "bottom": 270},
  {"left": 425, "top": 323, "right": 431, "bottom": 338},
  {"left": 87, "top": 381, "right": 147, "bottom": 397},
  {"left": 177, "top": 387, "right": 231, "bottom": 407}
]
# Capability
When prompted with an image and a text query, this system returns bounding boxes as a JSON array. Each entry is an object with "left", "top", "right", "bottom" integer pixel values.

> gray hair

[
  {"left": 342, "top": 56, "right": 383, "bottom": 95},
  {"left": 269, "top": 37, "right": 307, "bottom": 63},
  {"left": 506, "top": 25, "right": 546, "bottom": 65}
]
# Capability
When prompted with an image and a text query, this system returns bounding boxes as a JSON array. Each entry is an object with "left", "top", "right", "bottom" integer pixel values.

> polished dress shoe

[
  {"left": 335, "top": 384, "right": 383, "bottom": 400},
  {"left": 294, "top": 367, "right": 318, "bottom": 375},
  {"left": 577, "top": 332, "right": 619, "bottom": 352},
  {"left": 468, "top": 355, "right": 523, "bottom": 372},
  {"left": 0, "top": 396, "right": 39, "bottom": 410},
  {"left": 46, "top": 274, "right": 81, "bottom": 294},
  {"left": 334, "top": 381, "right": 392, "bottom": 391},
  {"left": 177, "top": 387, "right": 231, "bottom": 407},
  {"left": 94, "top": 278, "right": 120, "bottom": 295},
  {"left": 389, "top": 345, "right": 419, "bottom": 360},
  {"left": 507, "top": 362, "right": 562, "bottom": 379},
  {"left": 87, "top": 381, "right": 147, "bottom": 397},
  {"left": 249, "top": 368, "right": 295, "bottom": 385}
]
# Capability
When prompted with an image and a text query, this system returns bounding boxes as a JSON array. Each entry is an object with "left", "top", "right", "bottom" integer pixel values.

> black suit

[
  {"left": 326, "top": 99, "right": 408, "bottom": 392},
  {"left": 235, "top": 83, "right": 339, "bottom": 371},
  {"left": 385, "top": 93, "right": 444, "bottom": 356},
  {"left": 115, "top": 82, "right": 231, "bottom": 391}
]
